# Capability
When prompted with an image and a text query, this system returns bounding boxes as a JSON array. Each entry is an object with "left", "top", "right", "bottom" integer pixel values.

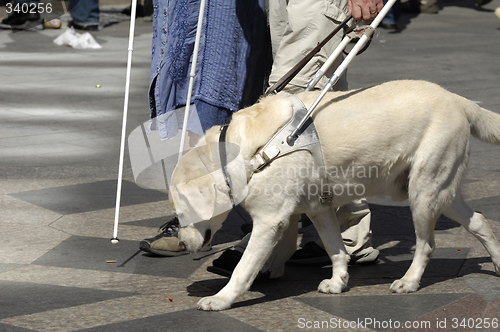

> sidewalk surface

[{"left": 1, "top": 1, "right": 500, "bottom": 331}]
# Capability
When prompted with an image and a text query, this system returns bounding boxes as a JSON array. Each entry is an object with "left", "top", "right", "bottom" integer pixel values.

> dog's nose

[{"left": 178, "top": 241, "right": 186, "bottom": 251}]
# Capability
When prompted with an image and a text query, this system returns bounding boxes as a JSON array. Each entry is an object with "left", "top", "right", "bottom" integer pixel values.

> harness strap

[
  {"left": 223, "top": 96, "right": 333, "bottom": 205},
  {"left": 249, "top": 96, "right": 334, "bottom": 204},
  {"left": 219, "top": 124, "right": 235, "bottom": 207},
  {"left": 250, "top": 96, "right": 325, "bottom": 174},
  {"left": 219, "top": 125, "right": 253, "bottom": 224}
]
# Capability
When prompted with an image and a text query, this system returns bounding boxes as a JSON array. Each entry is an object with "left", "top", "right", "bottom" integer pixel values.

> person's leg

[
  {"left": 381, "top": 0, "right": 401, "bottom": 29},
  {"left": 337, "top": 199, "right": 379, "bottom": 263},
  {"left": 226, "top": 0, "right": 349, "bottom": 274},
  {"left": 140, "top": 100, "right": 232, "bottom": 256},
  {"left": 289, "top": 199, "right": 379, "bottom": 265},
  {"left": 69, "top": 0, "right": 100, "bottom": 29},
  {"left": 268, "top": 0, "right": 348, "bottom": 93},
  {"left": 267, "top": 0, "right": 378, "bottom": 268},
  {"left": 212, "top": 215, "right": 299, "bottom": 279}
]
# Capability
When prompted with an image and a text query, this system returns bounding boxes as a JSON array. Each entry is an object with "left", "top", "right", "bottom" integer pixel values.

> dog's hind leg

[
  {"left": 443, "top": 195, "right": 500, "bottom": 276},
  {"left": 390, "top": 208, "right": 439, "bottom": 293},
  {"left": 308, "top": 210, "right": 349, "bottom": 294},
  {"left": 391, "top": 130, "right": 471, "bottom": 293},
  {"left": 390, "top": 189, "right": 442, "bottom": 293}
]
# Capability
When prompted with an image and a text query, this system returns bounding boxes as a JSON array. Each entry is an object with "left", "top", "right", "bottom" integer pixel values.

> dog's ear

[{"left": 175, "top": 176, "right": 216, "bottom": 221}]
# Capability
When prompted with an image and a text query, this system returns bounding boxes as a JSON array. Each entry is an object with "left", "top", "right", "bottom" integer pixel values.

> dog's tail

[{"left": 464, "top": 100, "right": 500, "bottom": 145}]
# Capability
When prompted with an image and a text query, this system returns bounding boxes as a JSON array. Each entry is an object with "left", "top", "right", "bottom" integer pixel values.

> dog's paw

[
  {"left": 318, "top": 275, "right": 348, "bottom": 294},
  {"left": 390, "top": 279, "right": 419, "bottom": 293},
  {"left": 197, "top": 296, "right": 232, "bottom": 311}
]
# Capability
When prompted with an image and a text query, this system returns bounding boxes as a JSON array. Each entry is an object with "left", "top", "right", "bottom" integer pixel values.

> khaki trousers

[
  {"left": 234, "top": 0, "right": 374, "bottom": 278},
  {"left": 236, "top": 200, "right": 373, "bottom": 278},
  {"left": 267, "top": 0, "right": 349, "bottom": 93}
]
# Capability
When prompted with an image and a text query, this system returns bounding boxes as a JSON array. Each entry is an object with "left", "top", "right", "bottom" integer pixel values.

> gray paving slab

[
  {"left": 383, "top": 247, "right": 471, "bottom": 277},
  {"left": 461, "top": 277, "right": 500, "bottom": 302},
  {"left": 0, "top": 323, "right": 36, "bottom": 332},
  {"left": 467, "top": 195, "right": 500, "bottom": 221},
  {"left": 282, "top": 247, "right": 470, "bottom": 283},
  {"left": 369, "top": 204, "right": 461, "bottom": 236},
  {"left": 10, "top": 180, "right": 167, "bottom": 214},
  {"left": 0, "top": 264, "right": 24, "bottom": 273},
  {"left": 31, "top": 235, "right": 211, "bottom": 278},
  {"left": 296, "top": 293, "right": 472, "bottom": 331},
  {"left": 0, "top": 17, "right": 153, "bottom": 182},
  {"left": 0, "top": 280, "right": 135, "bottom": 319},
  {"left": 75, "top": 308, "right": 265, "bottom": 332},
  {"left": 123, "top": 216, "right": 174, "bottom": 228}
]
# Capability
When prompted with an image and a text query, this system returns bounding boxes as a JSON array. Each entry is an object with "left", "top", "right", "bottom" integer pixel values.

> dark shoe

[
  {"left": 122, "top": 4, "right": 145, "bottom": 17},
  {"left": 419, "top": 1, "right": 439, "bottom": 13},
  {"left": 380, "top": 22, "right": 398, "bottom": 30},
  {"left": 401, "top": 0, "right": 421, "bottom": 13},
  {"left": 349, "top": 249, "right": 380, "bottom": 265},
  {"left": 208, "top": 249, "right": 243, "bottom": 277},
  {"left": 1, "top": 12, "right": 43, "bottom": 30},
  {"left": 69, "top": 20, "right": 100, "bottom": 31},
  {"left": 1, "top": 12, "right": 39, "bottom": 25},
  {"left": 139, "top": 216, "right": 212, "bottom": 257},
  {"left": 240, "top": 223, "right": 252, "bottom": 236},
  {"left": 287, "top": 242, "right": 330, "bottom": 266},
  {"left": 9, "top": 18, "right": 44, "bottom": 30},
  {"left": 287, "top": 242, "right": 380, "bottom": 266},
  {"left": 207, "top": 249, "right": 270, "bottom": 279},
  {"left": 476, "top": 0, "right": 493, "bottom": 6}
]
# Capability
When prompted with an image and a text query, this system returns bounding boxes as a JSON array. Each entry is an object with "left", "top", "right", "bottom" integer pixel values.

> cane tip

[{"left": 111, "top": 238, "right": 119, "bottom": 245}]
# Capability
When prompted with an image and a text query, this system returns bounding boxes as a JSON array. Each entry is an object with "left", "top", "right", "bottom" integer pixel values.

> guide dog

[{"left": 174, "top": 80, "right": 500, "bottom": 311}]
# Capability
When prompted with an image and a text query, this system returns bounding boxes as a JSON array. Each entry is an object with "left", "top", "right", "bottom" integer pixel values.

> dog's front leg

[
  {"left": 197, "top": 219, "right": 290, "bottom": 311},
  {"left": 308, "top": 210, "right": 349, "bottom": 294}
]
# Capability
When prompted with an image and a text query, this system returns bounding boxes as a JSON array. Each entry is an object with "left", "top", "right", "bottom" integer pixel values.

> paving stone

[
  {"left": 0, "top": 280, "right": 135, "bottom": 320},
  {"left": 31, "top": 235, "right": 212, "bottom": 278},
  {"left": 10, "top": 180, "right": 167, "bottom": 215},
  {"left": 75, "top": 308, "right": 265, "bottom": 332},
  {"left": 296, "top": 293, "right": 471, "bottom": 331}
]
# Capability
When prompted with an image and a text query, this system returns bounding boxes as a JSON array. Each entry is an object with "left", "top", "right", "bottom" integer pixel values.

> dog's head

[
  {"left": 171, "top": 173, "right": 230, "bottom": 253},
  {"left": 172, "top": 94, "right": 295, "bottom": 252},
  {"left": 171, "top": 128, "right": 247, "bottom": 252}
]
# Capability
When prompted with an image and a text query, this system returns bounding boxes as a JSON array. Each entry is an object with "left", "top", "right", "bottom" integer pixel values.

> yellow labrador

[{"left": 175, "top": 80, "right": 500, "bottom": 311}]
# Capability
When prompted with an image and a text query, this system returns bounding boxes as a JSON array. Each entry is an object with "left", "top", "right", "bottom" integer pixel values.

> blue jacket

[{"left": 149, "top": 0, "right": 271, "bottom": 139}]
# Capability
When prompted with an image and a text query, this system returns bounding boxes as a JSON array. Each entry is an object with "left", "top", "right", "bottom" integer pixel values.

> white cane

[
  {"left": 112, "top": 0, "right": 138, "bottom": 244},
  {"left": 178, "top": 0, "right": 207, "bottom": 161}
]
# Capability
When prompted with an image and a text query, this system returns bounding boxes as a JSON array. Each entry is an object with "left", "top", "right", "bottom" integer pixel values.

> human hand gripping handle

[{"left": 348, "top": 0, "right": 384, "bottom": 21}]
